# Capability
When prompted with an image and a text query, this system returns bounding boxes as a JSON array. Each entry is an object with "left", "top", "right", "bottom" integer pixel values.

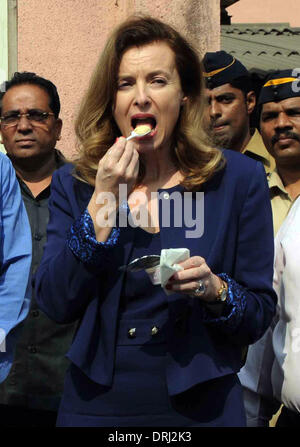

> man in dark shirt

[{"left": 0, "top": 72, "right": 76, "bottom": 427}]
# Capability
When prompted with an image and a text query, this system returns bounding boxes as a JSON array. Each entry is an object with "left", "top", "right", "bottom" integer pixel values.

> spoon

[
  {"left": 119, "top": 255, "right": 161, "bottom": 272},
  {"left": 126, "top": 124, "right": 152, "bottom": 141}
]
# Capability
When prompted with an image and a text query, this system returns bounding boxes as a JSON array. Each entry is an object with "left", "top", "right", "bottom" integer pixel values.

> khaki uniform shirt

[
  {"left": 268, "top": 170, "right": 294, "bottom": 235},
  {"left": 243, "top": 129, "right": 276, "bottom": 174}
]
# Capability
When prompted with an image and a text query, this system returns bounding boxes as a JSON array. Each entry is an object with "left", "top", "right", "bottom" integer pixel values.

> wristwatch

[
  {"left": 217, "top": 280, "right": 228, "bottom": 302},
  {"left": 208, "top": 279, "right": 228, "bottom": 305}
]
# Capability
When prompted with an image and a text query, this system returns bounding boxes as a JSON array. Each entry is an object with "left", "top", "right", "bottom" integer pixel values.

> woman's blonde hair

[{"left": 74, "top": 16, "right": 225, "bottom": 191}]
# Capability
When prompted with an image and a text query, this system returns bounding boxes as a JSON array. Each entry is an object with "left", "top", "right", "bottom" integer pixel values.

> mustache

[{"left": 271, "top": 131, "right": 300, "bottom": 145}]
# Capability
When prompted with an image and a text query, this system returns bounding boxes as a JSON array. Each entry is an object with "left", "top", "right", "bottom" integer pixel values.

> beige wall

[
  {"left": 18, "top": 0, "right": 220, "bottom": 158},
  {"left": 0, "top": 0, "right": 8, "bottom": 153},
  {"left": 228, "top": 0, "right": 300, "bottom": 27},
  {"left": 0, "top": 0, "right": 8, "bottom": 84}
]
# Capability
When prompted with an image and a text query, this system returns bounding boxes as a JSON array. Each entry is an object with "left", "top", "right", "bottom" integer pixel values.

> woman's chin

[{"left": 135, "top": 140, "right": 156, "bottom": 154}]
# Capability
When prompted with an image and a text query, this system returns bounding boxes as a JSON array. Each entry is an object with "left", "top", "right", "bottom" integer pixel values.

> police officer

[{"left": 202, "top": 50, "right": 275, "bottom": 173}]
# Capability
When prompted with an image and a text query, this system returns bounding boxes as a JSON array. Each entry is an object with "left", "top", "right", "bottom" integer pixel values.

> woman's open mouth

[{"left": 131, "top": 116, "right": 157, "bottom": 138}]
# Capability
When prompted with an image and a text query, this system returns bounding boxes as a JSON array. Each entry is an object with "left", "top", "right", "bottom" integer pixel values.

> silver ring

[{"left": 194, "top": 279, "right": 206, "bottom": 296}]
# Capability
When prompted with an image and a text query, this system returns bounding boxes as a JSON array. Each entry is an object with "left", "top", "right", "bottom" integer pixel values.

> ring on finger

[{"left": 194, "top": 279, "right": 206, "bottom": 297}]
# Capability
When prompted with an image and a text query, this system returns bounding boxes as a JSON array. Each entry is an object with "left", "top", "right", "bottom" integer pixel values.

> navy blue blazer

[{"left": 34, "top": 149, "right": 276, "bottom": 396}]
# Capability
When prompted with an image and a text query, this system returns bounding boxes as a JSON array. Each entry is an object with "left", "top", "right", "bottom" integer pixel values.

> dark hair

[
  {"left": 0, "top": 72, "right": 60, "bottom": 118},
  {"left": 230, "top": 75, "right": 261, "bottom": 128}
]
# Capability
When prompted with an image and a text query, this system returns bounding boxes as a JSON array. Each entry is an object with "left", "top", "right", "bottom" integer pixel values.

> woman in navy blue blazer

[{"left": 34, "top": 16, "right": 276, "bottom": 427}]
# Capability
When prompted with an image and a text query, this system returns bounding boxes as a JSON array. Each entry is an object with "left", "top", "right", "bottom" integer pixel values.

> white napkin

[{"left": 160, "top": 248, "right": 190, "bottom": 295}]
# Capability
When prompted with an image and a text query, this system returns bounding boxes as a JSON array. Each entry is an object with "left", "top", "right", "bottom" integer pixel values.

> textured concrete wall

[
  {"left": 228, "top": 0, "right": 300, "bottom": 27},
  {"left": 18, "top": 0, "right": 220, "bottom": 158}
]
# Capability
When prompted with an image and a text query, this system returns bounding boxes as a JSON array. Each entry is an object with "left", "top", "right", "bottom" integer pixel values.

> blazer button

[
  {"left": 151, "top": 326, "right": 159, "bottom": 336},
  {"left": 128, "top": 328, "right": 136, "bottom": 338}
]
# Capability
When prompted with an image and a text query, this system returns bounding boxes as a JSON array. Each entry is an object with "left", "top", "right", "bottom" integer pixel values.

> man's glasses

[{"left": 0, "top": 110, "right": 55, "bottom": 128}]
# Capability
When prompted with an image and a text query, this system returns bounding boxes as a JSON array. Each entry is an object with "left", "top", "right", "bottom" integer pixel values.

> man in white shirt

[
  {"left": 238, "top": 70, "right": 300, "bottom": 426},
  {"left": 270, "top": 196, "right": 300, "bottom": 425}
]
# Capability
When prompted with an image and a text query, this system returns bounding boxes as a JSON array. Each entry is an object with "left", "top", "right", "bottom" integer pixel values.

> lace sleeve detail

[
  {"left": 201, "top": 273, "right": 247, "bottom": 333},
  {"left": 67, "top": 209, "right": 120, "bottom": 266}
]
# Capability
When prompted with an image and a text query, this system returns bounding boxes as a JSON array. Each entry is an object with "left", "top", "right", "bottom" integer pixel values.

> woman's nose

[{"left": 133, "top": 84, "right": 151, "bottom": 107}]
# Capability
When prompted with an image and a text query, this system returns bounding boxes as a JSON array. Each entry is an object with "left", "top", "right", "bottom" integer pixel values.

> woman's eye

[
  {"left": 118, "top": 81, "right": 132, "bottom": 89},
  {"left": 152, "top": 78, "right": 166, "bottom": 85}
]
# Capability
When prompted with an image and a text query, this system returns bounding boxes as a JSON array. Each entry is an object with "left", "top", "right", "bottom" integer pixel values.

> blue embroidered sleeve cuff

[
  {"left": 201, "top": 273, "right": 247, "bottom": 333},
  {"left": 68, "top": 209, "right": 120, "bottom": 266}
]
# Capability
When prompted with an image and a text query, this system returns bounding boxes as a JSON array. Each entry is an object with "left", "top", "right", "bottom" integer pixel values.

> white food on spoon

[{"left": 126, "top": 124, "right": 152, "bottom": 141}]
